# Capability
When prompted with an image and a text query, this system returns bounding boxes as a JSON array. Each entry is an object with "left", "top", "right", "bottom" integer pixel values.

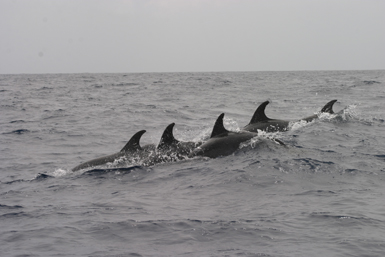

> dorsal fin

[
  {"left": 210, "top": 113, "right": 230, "bottom": 138},
  {"left": 120, "top": 130, "right": 146, "bottom": 152},
  {"left": 158, "top": 123, "right": 179, "bottom": 149},
  {"left": 249, "top": 101, "right": 271, "bottom": 124},
  {"left": 321, "top": 99, "right": 337, "bottom": 114}
]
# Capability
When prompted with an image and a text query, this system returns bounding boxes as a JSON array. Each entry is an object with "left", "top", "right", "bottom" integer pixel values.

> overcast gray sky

[{"left": 1, "top": 0, "right": 384, "bottom": 74}]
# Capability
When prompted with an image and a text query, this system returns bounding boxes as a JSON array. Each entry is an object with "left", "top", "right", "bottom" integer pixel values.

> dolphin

[
  {"left": 72, "top": 130, "right": 154, "bottom": 171},
  {"left": 243, "top": 99, "right": 337, "bottom": 133},
  {"left": 157, "top": 123, "right": 202, "bottom": 155},
  {"left": 189, "top": 113, "right": 259, "bottom": 158},
  {"left": 142, "top": 123, "right": 202, "bottom": 166}
]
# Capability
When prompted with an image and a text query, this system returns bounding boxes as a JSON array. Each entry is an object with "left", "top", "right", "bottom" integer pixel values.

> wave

[
  {"left": 3, "top": 129, "right": 31, "bottom": 135},
  {"left": 362, "top": 80, "right": 380, "bottom": 85},
  {"left": 9, "top": 120, "right": 26, "bottom": 123},
  {"left": 309, "top": 212, "right": 383, "bottom": 226},
  {"left": 19, "top": 166, "right": 145, "bottom": 182},
  {"left": 81, "top": 166, "right": 142, "bottom": 176},
  {"left": 0, "top": 204, "right": 24, "bottom": 209}
]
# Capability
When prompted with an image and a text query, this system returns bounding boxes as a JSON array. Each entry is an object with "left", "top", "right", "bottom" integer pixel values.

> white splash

[
  {"left": 289, "top": 119, "right": 313, "bottom": 131},
  {"left": 52, "top": 168, "right": 71, "bottom": 177}
]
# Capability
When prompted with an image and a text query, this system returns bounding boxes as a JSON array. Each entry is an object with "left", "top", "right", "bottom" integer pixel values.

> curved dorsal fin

[
  {"left": 120, "top": 130, "right": 146, "bottom": 152},
  {"left": 249, "top": 101, "right": 271, "bottom": 124},
  {"left": 210, "top": 113, "right": 230, "bottom": 138},
  {"left": 158, "top": 123, "right": 179, "bottom": 149},
  {"left": 321, "top": 99, "right": 337, "bottom": 114}
]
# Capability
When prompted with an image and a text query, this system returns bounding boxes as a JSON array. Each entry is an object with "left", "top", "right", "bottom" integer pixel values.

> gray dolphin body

[
  {"left": 142, "top": 123, "right": 202, "bottom": 166},
  {"left": 72, "top": 130, "right": 154, "bottom": 171},
  {"left": 243, "top": 99, "right": 337, "bottom": 133},
  {"left": 189, "top": 113, "right": 259, "bottom": 158},
  {"left": 157, "top": 123, "right": 201, "bottom": 154}
]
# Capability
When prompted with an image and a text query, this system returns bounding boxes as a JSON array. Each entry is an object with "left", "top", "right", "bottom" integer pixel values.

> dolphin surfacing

[
  {"left": 190, "top": 113, "right": 259, "bottom": 158},
  {"left": 72, "top": 130, "right": 153, "bottom": 171},
  {"left": 142, "top": 123, "right": 202, "bottom": 166},
  {"left": 243, "top": 99, "right": 337, "bottom": 133},
  {"left": 157, "top": 123, "right": 202, "bottom": 156}
]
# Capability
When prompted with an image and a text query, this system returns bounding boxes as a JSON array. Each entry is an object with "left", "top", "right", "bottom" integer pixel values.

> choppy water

[{"left": 1, "top": 70, "right": 385, "bottom": 257}]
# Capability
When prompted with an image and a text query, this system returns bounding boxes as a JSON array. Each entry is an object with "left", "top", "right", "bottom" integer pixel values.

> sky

[{"left": 1, "top": 0, "right": 385, "bottom": 74}]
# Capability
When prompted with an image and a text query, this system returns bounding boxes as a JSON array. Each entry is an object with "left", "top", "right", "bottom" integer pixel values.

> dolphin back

[
  {"left": 72, "top": 152, "right": 124, "bottom": 172},
  {"left": 210, "top": 113, "right": 230, "bottom": 138},
  {"left": 321, "top": 99, "right": 337, "bottom": 114},
  {"left": 301, "top": 99, "right": 337, "bottom": 122},
  {"left": 248, "top": 101, "right": 271, "bottom": 124},
  {"left": 157, "top": 123, "right": 179, "bottom": 150},
  {"left": 120, "top": 130, "right": 146, "bottom": 152},
  {"left": 243, "top": 101, "right": 289, "bottom": 132},
  {"left": 72, "top": 130, "right": 148, "bottom": 171}
]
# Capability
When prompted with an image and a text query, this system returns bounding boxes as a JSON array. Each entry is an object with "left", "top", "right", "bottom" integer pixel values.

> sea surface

[{"left": 1, "top": 70, "right": 385, "bottom": 257}]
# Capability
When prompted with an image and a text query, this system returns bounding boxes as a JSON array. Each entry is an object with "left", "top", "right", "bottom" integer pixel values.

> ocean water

[{"left": 1, "top": 70, "right": 385, "bottom": 257}]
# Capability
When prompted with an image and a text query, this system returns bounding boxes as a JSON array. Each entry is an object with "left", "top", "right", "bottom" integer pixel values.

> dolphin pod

[
  {"left": 72, "top": 99, "right": 337, "bottom": 171},
  {"left": 72, "top": 123, "right": 200, "bottom": 171},
  {"left": 243, "top": 99, "right": 337, "bottom": 133}
]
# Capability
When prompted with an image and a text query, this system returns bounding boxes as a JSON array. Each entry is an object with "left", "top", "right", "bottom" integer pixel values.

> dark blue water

[{"left": 1, "top": 71, "right": 385, "bottom": 257}]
